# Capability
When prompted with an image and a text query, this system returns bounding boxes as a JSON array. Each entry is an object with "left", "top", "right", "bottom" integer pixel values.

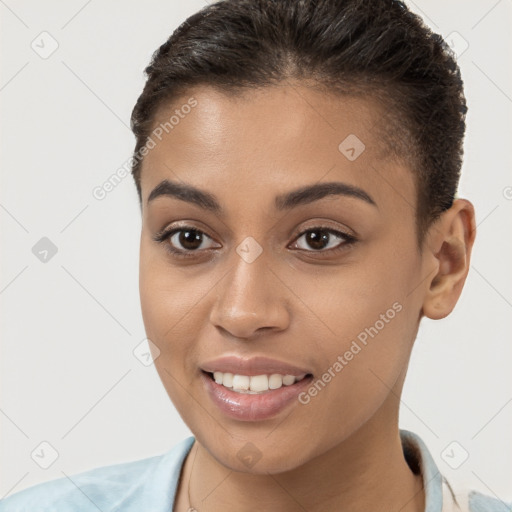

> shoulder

[
  {"left": 445, "top": 478, "right": 512, "bottom": 512},
  {"left": 0, "top": 436, "right": 195, "bottom": 512},
  {"left": 467, "top": 489, "right": 512, "bottom": 512},
  {"left": 399, "top": 430, "right": 511, "bottom": 512},
  {"left": 0, "top": 456, "right": 160, "bottom": 512}
]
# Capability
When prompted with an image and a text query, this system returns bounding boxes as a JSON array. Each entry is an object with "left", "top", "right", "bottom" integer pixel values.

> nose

[{"left": 209, "top": 249, "right": 291, "bottom": 340}]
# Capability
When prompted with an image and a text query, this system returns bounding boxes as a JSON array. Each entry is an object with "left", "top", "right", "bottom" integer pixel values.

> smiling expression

[{"left": 138, "top": 82, "right": 430, "bottom": 473}]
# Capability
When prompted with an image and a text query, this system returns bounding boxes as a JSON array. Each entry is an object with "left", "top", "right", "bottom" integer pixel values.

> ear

[{"left": 422, "top": 199, "right": 476, "bottom": 320}]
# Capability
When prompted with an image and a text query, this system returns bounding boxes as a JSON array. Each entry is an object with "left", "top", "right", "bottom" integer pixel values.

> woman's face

[{"left": 138, "top": 83, "right": 428, "bottom": 473}]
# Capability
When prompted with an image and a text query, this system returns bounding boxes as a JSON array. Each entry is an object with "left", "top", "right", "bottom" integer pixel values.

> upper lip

[{"left": 201, "top": 356, "right": 312, "bottom": 377}]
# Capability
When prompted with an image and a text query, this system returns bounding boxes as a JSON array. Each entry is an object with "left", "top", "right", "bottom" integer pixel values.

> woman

[{"left": 1, "top": 0, "right": 509, "bottom": 510}]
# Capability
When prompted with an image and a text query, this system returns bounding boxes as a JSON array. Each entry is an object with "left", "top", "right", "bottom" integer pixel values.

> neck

[{"left": 175, "top": 398, "right": 425, "bottom": 512}]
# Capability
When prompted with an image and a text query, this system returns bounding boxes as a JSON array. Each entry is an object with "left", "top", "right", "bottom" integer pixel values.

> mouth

[{"left": 200, "top": 369, "right": 314, "bottom": 421}]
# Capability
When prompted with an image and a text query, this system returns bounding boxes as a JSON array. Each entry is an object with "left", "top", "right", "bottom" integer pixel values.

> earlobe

[{"left": 422, "top": 199, "right": 476, "bottom": 320}]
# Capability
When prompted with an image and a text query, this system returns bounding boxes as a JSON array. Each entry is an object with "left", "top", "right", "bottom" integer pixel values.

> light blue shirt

[{"left": 0, "top": 429, "right": 509, "bottom": 511}]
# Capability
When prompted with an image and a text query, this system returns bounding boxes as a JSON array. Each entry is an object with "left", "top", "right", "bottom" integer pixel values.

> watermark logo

[
  {"left": 31, "top": 441, "right": 59, "bottom": 469},
  {"left": 32, "top": 237, "right": 58, "bottom": 263},
  {"left": 236, "top": 442, "right": 263, "bottom": 468},
  {"left": 338, "top": 134, "right": 366, "bottom": 161},
  {"left": 441, "top": 441, "right": 469, "bottom": 469},
  {"left": 31, "top": 31, "right": 59, "bottom": 59},
  {"left": 133, "top": 338, "right": 160, "bottom": 366},
  {"left": 236, "top": 236, "right": 263, "bottom": 263},
  {"left": 445, "top": 31, "right": 469, "bottom": 59},
  {"left": 298, "top": 301, "right": 403, "bottom": 404},
  {"left": 92, "top": 97, "right": 198, "bottom": 201}
]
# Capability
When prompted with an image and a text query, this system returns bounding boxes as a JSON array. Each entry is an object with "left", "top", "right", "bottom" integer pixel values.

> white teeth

[
  {"left": 282, "top": 374, "right": 296, "bottom": 386},
  {"left": 222, "top": 372, "right": 234, "bottom": 388},
  {"left": 232, "top": 374, "right": 250, "bottom": 391},
  {"left": 268, "top": 374, "right": 283, "bottom": 389},
  {"left": 210, "top": 371, "right": 308, "bottom": 393},
  {"left": 249, "top": 374, "right": 268, "bottom": 392}
]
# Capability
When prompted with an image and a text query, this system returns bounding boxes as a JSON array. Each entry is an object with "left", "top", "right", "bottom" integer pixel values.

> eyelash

[{"left": 152, "top": 225, "right": 357, "bottom": 259}]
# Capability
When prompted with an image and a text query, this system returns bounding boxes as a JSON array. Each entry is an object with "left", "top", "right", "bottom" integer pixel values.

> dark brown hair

[{"left": 130, "top": 0, "right": 467, "bottom": 243}]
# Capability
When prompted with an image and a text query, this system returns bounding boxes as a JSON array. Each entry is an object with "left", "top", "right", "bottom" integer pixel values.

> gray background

[{"left": 1, "top": 0, "right": 511, "bottom": 501}]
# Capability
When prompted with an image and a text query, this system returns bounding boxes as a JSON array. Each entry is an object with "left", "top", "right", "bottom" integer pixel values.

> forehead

[{"left": 140, "top": 83, "right": 414, "bottom": 215}]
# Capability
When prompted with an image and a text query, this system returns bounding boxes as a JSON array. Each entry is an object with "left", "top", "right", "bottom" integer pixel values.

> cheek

[
  {"left": 139, "top": 239, "right": 194, "bottom": 339},
  {"left": 139, "top": 243, "right": 190, "bottom": 375},
  {"left": 138, "top": 240, "right": 220, "bottom": 370},
  {"left": 138, "top": 249, "right": 202, "bottom": 411},
  {"left": 139, "top": 252, "right": 169, "bottom": 342},
  {"left": 287, "top": 253, "right": 418, "bottom": 415}
]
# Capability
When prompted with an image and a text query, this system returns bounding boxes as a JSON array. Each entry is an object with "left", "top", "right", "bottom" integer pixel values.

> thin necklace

[{"left": 187, "top": 441, "right": 199, "bottom": 510}]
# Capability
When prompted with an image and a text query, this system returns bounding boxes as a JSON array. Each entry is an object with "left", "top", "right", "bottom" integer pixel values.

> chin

[{"left": 195, "top": 428, "right": 323, "bottom": 475}]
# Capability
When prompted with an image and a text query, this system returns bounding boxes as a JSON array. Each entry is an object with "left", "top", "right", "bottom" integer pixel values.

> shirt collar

[
  {"left": 400, "top": 429, "right": 459, "bottom": 512},
  {"left": 160, "top": 431, "right": 454, "bottom": 512}
]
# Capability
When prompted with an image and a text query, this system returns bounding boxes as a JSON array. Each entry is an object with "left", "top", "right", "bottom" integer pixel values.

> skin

[{"left": 138, "top": 82, "right": 476, "bottom": 512}]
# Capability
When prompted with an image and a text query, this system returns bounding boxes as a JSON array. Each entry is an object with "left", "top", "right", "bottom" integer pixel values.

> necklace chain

[{"left": 187, "top": 441, "right": 199, "bottom": 511}]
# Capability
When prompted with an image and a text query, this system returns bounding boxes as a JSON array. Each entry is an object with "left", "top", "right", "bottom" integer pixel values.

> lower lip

[{"left": 201, "top": 371, "right": 313, "bottom": 421}]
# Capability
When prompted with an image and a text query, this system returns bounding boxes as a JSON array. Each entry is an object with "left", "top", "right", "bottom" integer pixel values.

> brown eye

[
  {"left": 152, "top": 224, "right": 223, "bottom": 260},
  {"left": 303, "top": 230, "right": 330, "bottom": 250},
  {"left": 293, "top": 228, "right": 355, "bottom": 252},
  {"left": 174, "top": 229, "right": 203, "bottom": 250},
  {"left": 167, "top": 228, "right": 217, "bottom": 252}
]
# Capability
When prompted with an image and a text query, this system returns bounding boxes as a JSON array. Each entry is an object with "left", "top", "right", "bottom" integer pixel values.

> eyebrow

[{"left": 147, "top": 179, "right": 377, "bottom": 212}]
